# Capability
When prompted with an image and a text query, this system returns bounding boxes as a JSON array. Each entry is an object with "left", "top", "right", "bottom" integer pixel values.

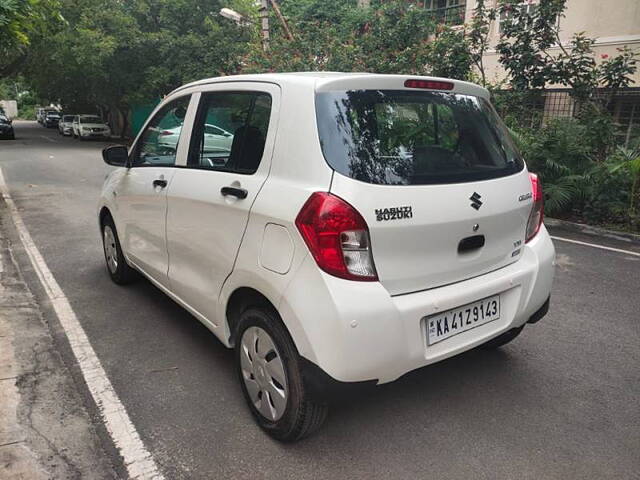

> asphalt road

[{"left": 1, "top": 121, "right": 639, "bottom": 479}]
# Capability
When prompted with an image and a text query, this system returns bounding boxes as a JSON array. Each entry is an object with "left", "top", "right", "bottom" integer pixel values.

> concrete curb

[{"left": 545, "top": 217, "right": 640, "bottom": 245}]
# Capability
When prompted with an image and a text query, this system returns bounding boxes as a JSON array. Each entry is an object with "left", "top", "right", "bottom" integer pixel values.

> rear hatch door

[{"left": 316, "top": 81, "right": 533, "bottom": 295}]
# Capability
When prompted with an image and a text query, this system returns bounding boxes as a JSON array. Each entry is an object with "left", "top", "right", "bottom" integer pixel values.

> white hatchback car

[{"left": 99, "top": 73, "right": 555, "bottom": 441}]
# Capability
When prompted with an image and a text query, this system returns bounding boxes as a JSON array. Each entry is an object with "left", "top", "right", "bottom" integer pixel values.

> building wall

[
  {"left": 465, "top": 0, "right": 640, "bottom": 86},
  {"left": 0, "top": 100, "right": 18, "bottom": 119}
]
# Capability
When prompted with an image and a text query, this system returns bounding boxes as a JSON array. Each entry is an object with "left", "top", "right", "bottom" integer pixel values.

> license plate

[{"left": 426, "top": 294, "right": 500, "bottom": 345}]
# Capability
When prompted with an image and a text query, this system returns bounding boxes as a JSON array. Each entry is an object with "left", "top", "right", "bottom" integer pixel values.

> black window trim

[
  {"left": 184, "top": 90, "right": 272, "bottom": 175},
  {"left": 128, "top": 94, "right": 192, "bottom": 169}
]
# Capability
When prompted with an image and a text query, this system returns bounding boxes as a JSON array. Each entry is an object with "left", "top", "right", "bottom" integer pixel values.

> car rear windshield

[
  {"left": 63, "top": 115, "right": 74, "bottom": 121},
  {"left": 315, "top": 90, "right": 524, "bottom": 185}
]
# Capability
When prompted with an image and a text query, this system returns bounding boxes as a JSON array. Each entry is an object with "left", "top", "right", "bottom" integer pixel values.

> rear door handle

[
  {"left": 458, "top": 235, "right": 485, "bottom": 254},
  {"left": 153, "top": 179, "right": 168, "bottom": 188},
  {"left": 221, "top": 186, "right": 248, "bottom": 199}
]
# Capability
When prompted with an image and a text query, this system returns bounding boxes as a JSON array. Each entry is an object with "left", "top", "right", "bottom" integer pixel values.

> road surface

[{"left": 1, "top": 121, "right": 639, "bottom": 479}]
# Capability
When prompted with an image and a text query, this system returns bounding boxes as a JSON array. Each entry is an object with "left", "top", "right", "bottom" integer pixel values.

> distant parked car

[
  {"left": 44, "top": 111, "right": 61, "bottom": 128},
  {"left": 72, "top": 115, "right": 110, "bottom": 140},
  {"left": 37, "top": 108, "right": 58, "bottom": 125},
  {"left": 0, "top": 115, "right": 15, "bottom": 140},
  {"left": 58, "top": 115, "right": 75, "bottom": 136},
  {"left": 158, "top": 123, "right": 233, "bottom": 157}
]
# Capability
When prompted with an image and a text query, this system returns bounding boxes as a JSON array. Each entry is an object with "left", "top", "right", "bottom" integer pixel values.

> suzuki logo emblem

[{"left": 469, "top": 192, "right": 483, "bottom": 210}]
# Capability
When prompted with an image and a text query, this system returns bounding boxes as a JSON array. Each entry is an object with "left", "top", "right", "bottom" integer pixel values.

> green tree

[
  {"left": 244, "top": 0, "right": 436, "bottom": 74},
  {"left": 424, "top": 26, "right": 472, "bottom": 80},
  {"left": 0, "top": 0, "right": 63, "bottom": 76},
  {"left": 21, "top": 0, "right": 253, "bottom": 136},
  {"left": 497, "top": 0, "right": 638, "bottom": 103}
]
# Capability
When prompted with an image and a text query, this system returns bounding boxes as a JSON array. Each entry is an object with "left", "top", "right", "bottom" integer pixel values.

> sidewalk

[{"left": 0, "top": 210, "right": 114, "bottom": 478}]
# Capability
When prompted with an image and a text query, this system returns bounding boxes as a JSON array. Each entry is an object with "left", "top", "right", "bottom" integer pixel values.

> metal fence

[
  {"left": 496, "top": 88, "right": 640, "bottom": 147},
  {"left": 428, "top": 4, "right": 466, "bottom": 25}
]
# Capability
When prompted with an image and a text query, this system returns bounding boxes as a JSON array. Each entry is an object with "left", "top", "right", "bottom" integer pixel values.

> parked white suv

[
  {"left": 98, "top": 73, "right": 555, "bottom": 441},
  {"left": 72, "top": 114, "right": 110, "bottom": 140}
]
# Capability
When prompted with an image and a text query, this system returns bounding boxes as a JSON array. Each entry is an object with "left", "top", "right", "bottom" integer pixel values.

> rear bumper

[
  {"left": 79, "top": 132, "right": 109, "bottom": 138},
  {"left": 280, "top": 225, "right": 555, "bottom": 385}
]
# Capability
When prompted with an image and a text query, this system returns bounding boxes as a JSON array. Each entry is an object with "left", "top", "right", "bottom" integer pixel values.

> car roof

[{"left": 170, "top": 72, "right": 489, "bottom": 99}]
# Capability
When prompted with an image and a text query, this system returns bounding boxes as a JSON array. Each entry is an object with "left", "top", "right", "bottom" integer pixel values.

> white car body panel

[
  {"left": 117, "top": 167, "right": 176, "bottom": 286},
  {"left": 98, "top": 73, "right": 555, "bottom": 385},
  {"left": 330, "top": 170, "right": 533, "bottom": 295}
]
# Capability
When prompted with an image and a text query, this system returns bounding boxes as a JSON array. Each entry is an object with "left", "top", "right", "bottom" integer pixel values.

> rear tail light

[
  {"left": 159, "top": 130, "right": 173, "bottom": 136},
  {"left": 295, "top": 192, "right": 378, "bottom": 281},
  {"left": 526, "top": 173, "right": 544, "bottom": 242},
  {"left": 404, "top": 79, "right": 454, "bottom": 90}
]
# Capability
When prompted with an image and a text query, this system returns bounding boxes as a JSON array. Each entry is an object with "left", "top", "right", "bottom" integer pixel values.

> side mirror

[{"left": 102, "top": 145, "right": 129, "bottom": 167}]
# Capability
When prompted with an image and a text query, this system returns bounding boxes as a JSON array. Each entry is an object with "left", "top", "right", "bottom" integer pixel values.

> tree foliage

[
  {"left": 0, "top": 0, "right": 63, "bottom": 75},
  {"left": 244, "top": 0, "right": 436, "bottom": 74},
  {"left": 496, "top": 0, "right": 638, "bottom": 103},
  {"left": 19, "top": 0, "right": 254, "bottom": 134}
]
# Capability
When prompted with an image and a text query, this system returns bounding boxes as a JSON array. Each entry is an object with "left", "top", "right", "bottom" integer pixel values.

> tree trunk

[{"left": 118, "top": 107, "right": 129, "bottom": 140}]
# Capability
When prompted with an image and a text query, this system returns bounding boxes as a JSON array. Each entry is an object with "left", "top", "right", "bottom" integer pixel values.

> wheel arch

[
  {"left": 99, "top": 206, "right": 112, "bottom": 226},
  {"left": 225, "top": 287, "right": 278, "bottom": 347}
]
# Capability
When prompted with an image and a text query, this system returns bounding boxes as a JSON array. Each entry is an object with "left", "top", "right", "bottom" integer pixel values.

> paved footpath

[{"left": 0, "top": 203, "right": 114, "bottom": 479}]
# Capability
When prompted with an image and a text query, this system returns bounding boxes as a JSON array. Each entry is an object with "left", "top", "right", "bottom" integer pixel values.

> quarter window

[
  {"left": 132, "top": 96, "right": 190, "bottom": 167},
  {"left": 188, "top": 92, "right": 272, "bottom": 174}
]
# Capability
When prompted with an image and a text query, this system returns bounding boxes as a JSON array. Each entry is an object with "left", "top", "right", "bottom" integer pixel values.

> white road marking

[
  {"left": 551, "top": 236, "right": 640, "bottom": 257},
  {"left": 39, "top": 135, "right": 57, "bottom": 143},
  {"left": 0, "top": 167, "right": 163, "bottom": 480}
]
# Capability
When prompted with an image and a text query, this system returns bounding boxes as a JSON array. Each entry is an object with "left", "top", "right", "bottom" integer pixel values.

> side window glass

[
  {"left": 133, "top": 96, "right": 190, "bottom": 167},
  {"left": 188, "top": 92, "right": 272, "bottom": 174}
]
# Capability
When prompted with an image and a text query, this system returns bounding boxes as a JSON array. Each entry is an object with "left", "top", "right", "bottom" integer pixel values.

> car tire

[
  {"left": 480, "top": 325, "right": 525, "bottom": 349},
  {"left": 236, "top": 307, "right": 328, "bottom": 442},
  {"left": 101, "top": 215, "right": 137, "bottom": 285}
]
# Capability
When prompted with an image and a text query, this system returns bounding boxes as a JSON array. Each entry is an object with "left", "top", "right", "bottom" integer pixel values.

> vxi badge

[{"left": 375, "top": 206, "right": 413, "bottom": 222}]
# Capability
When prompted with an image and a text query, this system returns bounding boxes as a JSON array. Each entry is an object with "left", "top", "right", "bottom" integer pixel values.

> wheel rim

[
  {"left": 240, "top": 326, "right": 288, "bottom": 421},
  {"left": 103, "top": 225, "right": 118, "bottom": 274}
]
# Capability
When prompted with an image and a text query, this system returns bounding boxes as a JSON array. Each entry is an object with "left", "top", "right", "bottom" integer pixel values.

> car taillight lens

[
  {"left": 159, "top": 130, "right": 173, "bottom": 136},
  {"left": 526, "top": 173, "right": 544, "bottom": 242},
  {"left": 295, "top": 192, "right": 378, "bottom": 281}
]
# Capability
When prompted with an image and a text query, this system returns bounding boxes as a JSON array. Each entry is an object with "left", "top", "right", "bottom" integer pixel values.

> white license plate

[{"left": 426, "top": 294, "right": 500, "bottom": 345}]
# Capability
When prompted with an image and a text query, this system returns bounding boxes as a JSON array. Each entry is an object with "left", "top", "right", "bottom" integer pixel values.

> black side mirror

[{"left": 102, "top": 145, "right": 129, "bottom": 167}]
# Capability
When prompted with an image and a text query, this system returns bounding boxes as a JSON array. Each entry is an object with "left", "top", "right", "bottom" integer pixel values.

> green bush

[{"left": 507, "top": 113, "right": 639, "bottom": 231}]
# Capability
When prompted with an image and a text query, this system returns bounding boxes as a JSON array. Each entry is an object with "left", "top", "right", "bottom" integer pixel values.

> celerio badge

[{"left": 375, "top": 206, "right": 413, "bottom": 221}]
